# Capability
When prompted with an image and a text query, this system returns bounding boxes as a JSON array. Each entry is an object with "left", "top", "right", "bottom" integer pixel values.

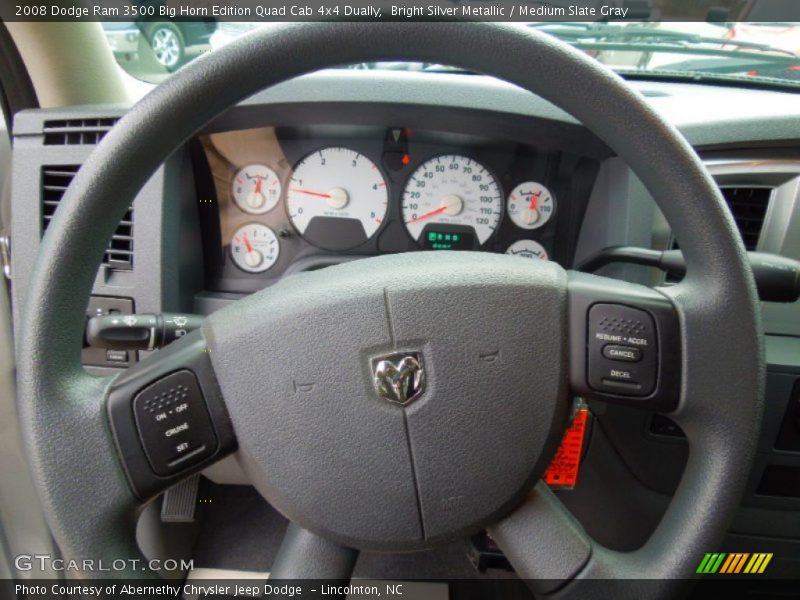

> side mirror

[
  {"left": 706, "top": 6, "right": 731, "bottom": 23},
  {"left": 624, "top": 0, "right": 652, "bottom": 20}
]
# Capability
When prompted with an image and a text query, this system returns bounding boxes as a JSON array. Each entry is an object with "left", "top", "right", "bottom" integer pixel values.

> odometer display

[
  {"left": 402, "top": 155, "right": 502, "bottom": 246},
  {"left": 422, "top": 229, "right": 475, "bottom": 250}
]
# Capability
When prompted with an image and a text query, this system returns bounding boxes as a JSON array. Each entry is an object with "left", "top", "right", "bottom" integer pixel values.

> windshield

[{"left": 107, "top": 20, "right": 800, "bottom": 89}]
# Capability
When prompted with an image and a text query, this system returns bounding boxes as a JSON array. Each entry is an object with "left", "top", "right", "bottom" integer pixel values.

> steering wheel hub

[
  {"left": 371, "top": 351, "right": 425, "bottom": 406},
  {"left": 205, "top": 252, "right": 569, "bottom": 549}
]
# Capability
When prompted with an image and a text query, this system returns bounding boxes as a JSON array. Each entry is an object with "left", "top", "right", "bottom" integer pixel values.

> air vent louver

[
  {"left": 41, "top": 165, "right": 133, "bottom": 270},
  {"left": 43, "top": 118, "right": 119, "bottom": 145},
  {"left": 720, "top": 186, "right": 772, "bottom": 251}
]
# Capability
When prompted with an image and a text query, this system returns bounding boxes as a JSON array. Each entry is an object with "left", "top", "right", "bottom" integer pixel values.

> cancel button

[{"left": 602, "top": 344, "right": 642, "bottom": 363}]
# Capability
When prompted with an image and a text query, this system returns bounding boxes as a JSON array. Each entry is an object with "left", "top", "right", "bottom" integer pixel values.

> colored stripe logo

[{"left": 697, "top": 553, "right": 773, "bottom": 574}]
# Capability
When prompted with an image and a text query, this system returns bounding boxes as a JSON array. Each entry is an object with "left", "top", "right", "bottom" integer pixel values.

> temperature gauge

[
  {"left": 230, "top": 223, "right": 280, "bottom": 273},
  {"left": 507, "top": 182, "right": 555, "bottom": 230},
  {"left": 506, "top": 239, "right": 548, "bottom": 261},
  {"left": 231, "top": 164, "right": 282, "bottom": 214}
]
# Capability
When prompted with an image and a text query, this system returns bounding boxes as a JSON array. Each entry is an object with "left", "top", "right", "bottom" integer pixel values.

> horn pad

[{"left": 205, "top": 252, "right": 569, "bottom": 550}]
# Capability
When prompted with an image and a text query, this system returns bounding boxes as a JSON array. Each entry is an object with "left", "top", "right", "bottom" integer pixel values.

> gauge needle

[
  {"left": 243, "top": 234, "right": 254, "bottom": 254},
  {"left": 290, "top": 187, "right": 332, "bottom": 199},
  {"left": 529, "top": 192, "right": 540, "bottom": 210},
  {"left": 406, "top": 205, "right": 448, "bottom": 225},
  {"left": 254, "top": 176, "right": 263, "bottom": 194}
]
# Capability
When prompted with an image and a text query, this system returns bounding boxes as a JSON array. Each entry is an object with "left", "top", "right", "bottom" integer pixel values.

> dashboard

[
  {"left": 8, "top": 71, "right": 800, "bottom": 571},
  {"left": 195, "top": 121, "right": 600, "bottom": 294}
]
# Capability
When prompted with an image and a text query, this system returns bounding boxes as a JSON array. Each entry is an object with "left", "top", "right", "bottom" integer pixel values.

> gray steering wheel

[{"left": 17, "top": 22, "right": 763, "bottom": 598}]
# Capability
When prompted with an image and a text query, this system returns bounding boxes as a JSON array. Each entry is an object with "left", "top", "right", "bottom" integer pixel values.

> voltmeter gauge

[
  {"left": 231, "top": 164, "right": 282, "bottom": 214},
  {"left": 506, "top": 239, "right": 549, "bottom": 261},
  {"left": 230, "top": 223, "right": 280, "bottom": 273},
  {"left": 507, "top": 182, "right": 555, "bottom": 230}
]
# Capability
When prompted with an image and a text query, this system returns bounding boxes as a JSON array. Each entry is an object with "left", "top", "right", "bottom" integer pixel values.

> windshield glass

[{"left": 107, "top": 20, "right": 800, "bottom": 89}]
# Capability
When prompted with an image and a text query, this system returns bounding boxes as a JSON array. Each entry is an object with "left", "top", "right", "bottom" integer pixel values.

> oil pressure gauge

[
  {"left": 231, "top": 164, "right": 282, "bottom": 214},
  {"left": 230, "top": 223, "right": 280, "bottom": 273},
  {"left": 507, "top": 182, "right": 555, "bottom": 230}
]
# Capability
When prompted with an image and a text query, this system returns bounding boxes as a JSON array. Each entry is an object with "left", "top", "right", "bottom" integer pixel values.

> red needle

[
  {"left": 407, "top": 205, "right": 448, "bottom": 225},
  {"left": 243, "top": 234, "right": 254, "bottom": 254},
  {"left": 254, "top": 176, "right": 263, "bottom": 194},
  {"left": 529, "top": 192, "right": 540, "bottom": 210},
  {"left": 290, "top": 187, "right": 332, "bottom": 199}
]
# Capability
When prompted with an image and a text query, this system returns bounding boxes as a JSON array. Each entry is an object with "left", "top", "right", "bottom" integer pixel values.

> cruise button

[{"left": 602, "top": 344, "right": 642, "bottom": 363}]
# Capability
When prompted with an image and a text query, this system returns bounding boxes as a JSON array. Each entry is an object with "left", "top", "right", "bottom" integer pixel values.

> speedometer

[
  {"left": 402, "top": 155, "right": 502, "bottom": 247},
  {"left": 286, "top": 147, "right": 388, "bottom": 251}
]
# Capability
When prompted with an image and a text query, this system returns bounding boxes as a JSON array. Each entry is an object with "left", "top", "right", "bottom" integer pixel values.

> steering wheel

[{"left": 17, "top": 22, "right": 763, "bottom": 597}]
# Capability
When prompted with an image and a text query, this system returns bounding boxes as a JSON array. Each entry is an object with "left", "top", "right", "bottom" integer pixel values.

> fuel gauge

[{"left": 230, "top": 223, "right": 280, "bottom": 273}]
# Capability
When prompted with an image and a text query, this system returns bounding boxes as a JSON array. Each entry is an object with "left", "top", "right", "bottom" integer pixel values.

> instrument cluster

[{"left": 198, "top": 124, "right": 583, "bottom": 294}]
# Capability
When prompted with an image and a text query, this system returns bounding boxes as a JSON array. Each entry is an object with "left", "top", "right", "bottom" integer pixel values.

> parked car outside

[
  {"left": 103, "top": 20, "right": 217, "bottom": 72},
  {"left": 101, "top": 21, "right": 141, "bottom": 62}
]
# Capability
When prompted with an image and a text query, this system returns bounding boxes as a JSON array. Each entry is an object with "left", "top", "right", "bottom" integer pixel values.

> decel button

[{"left": 602, "top": 344, "right": 642, "bottom": 362}]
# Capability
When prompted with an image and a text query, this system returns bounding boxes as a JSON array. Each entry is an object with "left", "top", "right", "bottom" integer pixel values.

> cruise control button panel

[
  {"left": 588, "top": 304, "right": 657, "bottom": 396},
  {"left": 133, "top": 370, "right": 217, "bottom": 476}
]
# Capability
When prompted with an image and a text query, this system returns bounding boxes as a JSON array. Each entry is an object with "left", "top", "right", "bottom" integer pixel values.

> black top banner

[{"left": 5, "top": 0, "right": 800, "bottom": 23}]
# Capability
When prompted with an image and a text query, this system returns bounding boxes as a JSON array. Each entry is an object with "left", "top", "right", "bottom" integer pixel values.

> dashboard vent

[
  {"left": 720, "top": 186, "right": 772, "bottom": 251},
  {"left": 43, "top": 118, "right": 118, "bottom": 145},
  {"left": 41, "top": 165, "right": 134, "bottom": 270}
]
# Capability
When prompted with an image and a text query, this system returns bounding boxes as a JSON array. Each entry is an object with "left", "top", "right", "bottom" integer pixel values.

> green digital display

[{"left": 423, "top": 230, "right": 474, "bottom": 250}]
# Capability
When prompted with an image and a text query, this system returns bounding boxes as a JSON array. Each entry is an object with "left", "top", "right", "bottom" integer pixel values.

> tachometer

[
  {"left": 230, "top": 223, "right": 280, "bottom": 273},
  {"left": 231, "top": 164, "right": 282, "bottom": 214},
  {"left": 286, "top": 147, "right": 388, "bottom": 251},
  {"left": 402, "top": 155, "right": 502, "bottom": 247}
]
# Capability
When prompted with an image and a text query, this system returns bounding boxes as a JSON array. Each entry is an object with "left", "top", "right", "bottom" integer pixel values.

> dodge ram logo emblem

[{"left": 371, "top": 352, "right": 425, "bottom": 405}]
